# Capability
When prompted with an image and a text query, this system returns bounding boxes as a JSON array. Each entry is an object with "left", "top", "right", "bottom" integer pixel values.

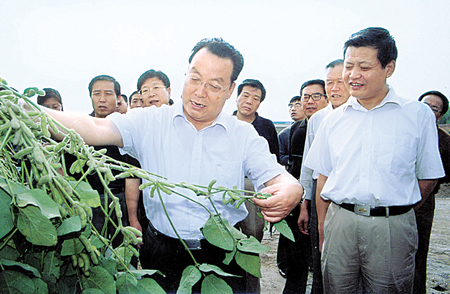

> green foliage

[{"left": 0, "top": 79, "right": 294, "bottom": 293}]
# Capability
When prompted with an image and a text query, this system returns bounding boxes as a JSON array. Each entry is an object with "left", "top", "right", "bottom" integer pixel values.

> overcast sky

[{"left": 1, "top": 0, "right": 449, "bottom": 122}]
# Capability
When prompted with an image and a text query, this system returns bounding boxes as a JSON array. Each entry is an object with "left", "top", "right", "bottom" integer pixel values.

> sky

[{"left": 1, "top": 0, "right": 449, "bottom": 122}]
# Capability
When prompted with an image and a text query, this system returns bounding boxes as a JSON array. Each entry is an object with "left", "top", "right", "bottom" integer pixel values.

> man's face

[
  {"left": 236, "top": 85, "right": 262, "bottom": 117},
  {"left": 289, "top": 100, "right": 305, "bottom": 122},
  {"left": 140, "top": 77, "right": 171, "bottom": 107},
  {"left": 115, "top": 95, "right": 128, "bottom": 114},
  {"left": 42, "top": 97, "right": 62, "bottom": 111},
  {"left": 326, "top": 64, "right": 350, "bottom": 108},
  {"left": 302, "top": 84, "right": 328, "bottom": 119},
  {"left": 130, "top": 93, "right": 143, "bottom": 109},
  {"left": 343, "top": 46, "right": 395, "bottom": 107},
  {"left": 91, "top": 80, "right": 117, "bottom": 118},
  {"left": 182, "top": 48, "right": 235, "bottom": 130},
  {"left": 422, "top": 95, "right": 444, "bottom": 122}
]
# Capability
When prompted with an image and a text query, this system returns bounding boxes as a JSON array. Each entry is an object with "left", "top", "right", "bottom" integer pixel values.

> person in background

[
  {"left": 129, "top": 91, "right": 143, "bottom": 109},
  {"left": 37, "top": 88, "right": 63, "bottom": 111},
  {"left": 233, "top": 78, "right": 279, "bottom": 293},
  {"left": 137, "top": 69, "right": 171, "bottom": 108},
  {"left": 116, "top": 94, "right": 128, "bottom": 114},
  {"left": 415, "top": 90, "right": 450, "bottom": 294},
  {"left": 281, "top": 79, "right": 328, "bottom": 294},
  {"left": 278, "top": 96, "right": 305, "bottom": 167},
  {"left": 305, "top": 27, "right": 444, "bottom": 293},
  {"left": 42, "top": 38, "right": 303, "bottom": 293},
  {"left": 85, "top": 75, "right": 128, "bottom": 247},
  {"left": 298, "top": 59, "right": 350, "bottom": 294}
]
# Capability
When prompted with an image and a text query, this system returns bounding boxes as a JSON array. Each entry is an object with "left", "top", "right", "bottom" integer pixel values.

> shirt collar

[
  {"left": 343, "top": 85, "right": 402, "bottom": 112},
  {"left": 172, "top": 102, "right": 229, "bottom": 132}
]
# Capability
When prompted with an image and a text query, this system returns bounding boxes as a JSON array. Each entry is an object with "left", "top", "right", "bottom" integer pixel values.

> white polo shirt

[{"left": 304, "top": 86, "right": 444, "bottom": 206}]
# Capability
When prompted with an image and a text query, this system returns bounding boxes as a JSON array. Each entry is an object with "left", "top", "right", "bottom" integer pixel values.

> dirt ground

[{"left": 260, "top": 184, "right": 450, "bottom": 294}]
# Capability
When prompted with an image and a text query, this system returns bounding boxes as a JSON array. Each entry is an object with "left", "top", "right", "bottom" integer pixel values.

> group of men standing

[{"left": 36, "top": 26, "right": 449, "bottom": 294}]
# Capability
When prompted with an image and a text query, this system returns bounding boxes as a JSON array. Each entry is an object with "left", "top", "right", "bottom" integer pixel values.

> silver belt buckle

[
  {"left": 184, "top": 239, "right": 202, "bottom": 250},
  {"left": 354, "top": 204, "right": 371, "bottom": 216}
]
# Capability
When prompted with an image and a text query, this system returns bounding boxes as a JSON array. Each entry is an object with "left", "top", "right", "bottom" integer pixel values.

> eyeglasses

[
  {"left": 423, "top": 102, "right": 442, "bottom": 114},
  {"left": 185, "top": 73, "right": 230, "bottom": 94},
  {"left": 288, "top": 102, "right": 302, "bottom": 108},
  {"left": 302, "top": 93, "right": 327, "bottom": 102},
  {"left": 139, "top": 85, "right": 166, "bottom": 96}
]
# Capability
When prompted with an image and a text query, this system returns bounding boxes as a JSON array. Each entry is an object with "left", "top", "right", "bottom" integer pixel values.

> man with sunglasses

[{"left": 42, "top": 38, "right": 303, "bottom": 293}]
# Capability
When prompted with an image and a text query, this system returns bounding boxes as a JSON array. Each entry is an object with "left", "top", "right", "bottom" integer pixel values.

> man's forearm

[{"left": 415, "top": 179, "right": 438, "bottom": 210}]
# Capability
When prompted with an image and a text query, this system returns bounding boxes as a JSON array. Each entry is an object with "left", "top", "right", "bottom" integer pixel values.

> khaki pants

[{"left": 322, "top": 202, "right": 418, "bottom": 294}]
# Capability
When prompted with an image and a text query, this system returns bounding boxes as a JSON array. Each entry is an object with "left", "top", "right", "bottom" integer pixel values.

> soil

[{"left": 260, "top": 184, "right": 450, "bottom": 294}]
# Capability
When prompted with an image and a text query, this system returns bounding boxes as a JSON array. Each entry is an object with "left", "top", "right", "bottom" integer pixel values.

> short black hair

[
  {"left": 189, "top": 37, "right": 244, "bottom": 83},
  {"left": 418, "top": 90, "right": 449, "bottom": 116},
  {"left": 343, "top": 27, "right": 398, "bottom": 69},
  {"left": 88, "top": 75, "right": 121, "bottom": 97},
  {"left": 121, "top": 94, "right": 127, "bottom": 103},
  {"left": 325, "top": 59, "right": 344, "bottom": 69},
  {"left": 137, "top": 69, "right": 170, "bottom": 91},
  {"left": 130, "top": 91, "right": 140, "bottom": 98},
  {"left": 38, "top": 88, "right": 63, "bottom": 108},
  {"left": 300, "top": 79, "right": 326, "bottom": 97},
  {"left": 289, "top": 96, "right": 302, "bottom": 105},
  {"left": 237, "top": 79, "right": 266, "bottom": 102}
]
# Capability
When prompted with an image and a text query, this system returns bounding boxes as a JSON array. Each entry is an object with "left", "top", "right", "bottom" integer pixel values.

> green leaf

[
  {"left": 16, "top": 189, "right": 60, "bottom": 219},
  {"left": 222, "top": 245, "right": 236, "bottom": 265},
  {"left": 0, "top": 270, "right": 35, "bottom": 294},
  {"left": 16, "top": 205, "right": 58, "bottom": 246},
  {"left": 273, "top": 219, "right": 295, "bottom": 242},
  {"left": 61, "top": 237, "right": 84, "bottom": 256},
  {"left": 0, "top": 244, "right": 20, "bottom": 261},
  {"left": 229, "top": 226, "right": 247, "bottom": 240},
  {"left": 201, "top": 274, "right": 233, "bottom": 294},
  {"left": 198, "top": 263, "right": 239, "bottom": 277},
  {"left": 235, "top": 250, "right": 262, "bottom": 278},
  {"left": 114, "top": 247, "right": 134, "bottom": 271},
  {"left": 90, "top": 234, "right": 108, "bottom": 249},
  {"left": 129, "top": 269, "right": 161, "bottom": 278},
  {"left": 0, "top": 188, "right": 14, "bottom": 239},
  {"left": 57, "top": 216, "right": 82, "bottom": 236},
  {"left": 177, "top": 265, "right": 201, "bottom": 294},
  {"left": 42, "top": 251, "right": 60, "bottom": 281},
  {"left": 69, "top": 180, "right": 100, "bottom": 208},
  {"left": 201, "top": 215, "right": 234, "bottom": 251},
  {"left": 0, "top": 177, "right": 28, "bottom": 196},
  {"left": 81, "top": 266, "right": 116, "bottom": 293},
  {"left": 0, "top": 259, "right": 41, "bottom": 278},
  {"left": 99, "top": 257, "right": 117, "bottom": 277},
  {"left": 136, "top": 278, "right": 165, "bottom": 294},
  {"left": 237, "top": 236, "right": 270, "bottom": 254},
  {"left": 116, "top": 273, "right": 140, "bottom": 294},
  {"left": 32, "top": 277, "right": 48, "bottom": 294}
]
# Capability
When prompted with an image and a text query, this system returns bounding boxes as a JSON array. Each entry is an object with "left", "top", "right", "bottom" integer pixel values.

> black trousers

[
  {"left": 279, "top": 205, "right": 311, "bottom": 294},
  {"left": 309, "top": 179, "right": 324, "bottom": 294},
  {"left": 140, "top": 222, "right": 247, "bottom": 294}
]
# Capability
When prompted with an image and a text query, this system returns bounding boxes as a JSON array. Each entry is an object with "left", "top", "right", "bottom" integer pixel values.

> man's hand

[
  {"left": 129, "top": 219, "right": 143, "bottom": 248},
  {"left": 253, "top": 173, "right": 303, "bottom": 223},
  {"left": 298, "top": 200, "right": 310, "bottom": 235}
]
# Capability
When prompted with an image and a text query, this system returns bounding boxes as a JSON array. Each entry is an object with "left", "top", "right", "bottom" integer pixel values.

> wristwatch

[{"left": 299, "top": 183, "right": 306, "bottom": 205}]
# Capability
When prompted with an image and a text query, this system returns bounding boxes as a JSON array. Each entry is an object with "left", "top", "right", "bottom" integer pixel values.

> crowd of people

[{"left": 35, "top": 26, "right": 449, "bottom": 294}]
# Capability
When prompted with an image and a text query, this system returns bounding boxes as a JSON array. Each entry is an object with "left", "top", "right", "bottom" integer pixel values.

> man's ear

[
  {"left": 167, "top": 87, "right": 172, "bottom": 98},
  {"left": 386, "top": 60, "right": 396, "bottom": 78},
  {"left": 227, "top": 82, "right": 236, "bottom": 100}
]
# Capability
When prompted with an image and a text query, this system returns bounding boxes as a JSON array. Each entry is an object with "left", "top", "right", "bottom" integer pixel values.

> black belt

[
  {"left": 338, "top": 203, "right": 413, "bottom": 217},
  {"left": 147, "top": 222, "right": 205, "bottom": 251}
]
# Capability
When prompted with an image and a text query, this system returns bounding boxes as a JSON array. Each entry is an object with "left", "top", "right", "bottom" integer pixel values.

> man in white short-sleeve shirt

[{"left": 304, "top": 27, "right": 444, "bottom": 293}]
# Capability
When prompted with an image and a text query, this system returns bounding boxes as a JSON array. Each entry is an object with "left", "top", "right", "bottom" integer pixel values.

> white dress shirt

[
  {"left": 108, "top": 103, "right": 285, "bottom": 239},
  {"left": 304, "top": 86, "right": 444, "bottom": 206}
]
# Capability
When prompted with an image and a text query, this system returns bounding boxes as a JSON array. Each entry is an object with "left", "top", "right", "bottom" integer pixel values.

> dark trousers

[
  {"left": 310, "top": 179, "right": 324, "bottom": 294},
  {"left": 278, "top": 205, "right": 311, "bottom": 294},
  {"left": 413, "top": 194, "right": 435, "bottom": 294},
  {"left": 140, "top": 222, "right": 247, "bottom": 294}
]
